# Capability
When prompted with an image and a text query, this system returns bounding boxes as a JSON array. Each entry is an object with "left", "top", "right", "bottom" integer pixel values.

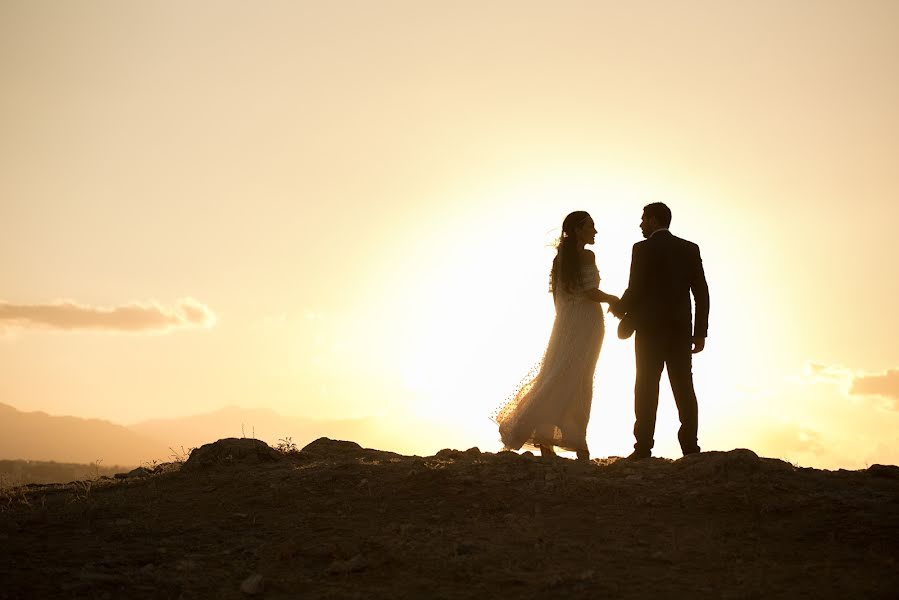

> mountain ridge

[
  {"left": 0, "top": 402, "right": 167, "bottom": 466},
  {"left": 0, "top": 402, "right": 405, "bottom": 467}
]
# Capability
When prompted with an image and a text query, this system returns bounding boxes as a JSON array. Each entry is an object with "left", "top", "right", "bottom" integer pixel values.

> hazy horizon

[{"left": 3, "top": 1, "right": 899, "bottom": 469}]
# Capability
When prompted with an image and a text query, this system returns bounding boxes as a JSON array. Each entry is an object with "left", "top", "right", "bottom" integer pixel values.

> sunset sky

[{"left": 2, "top": 1, "right": 898, "bottom": 469}]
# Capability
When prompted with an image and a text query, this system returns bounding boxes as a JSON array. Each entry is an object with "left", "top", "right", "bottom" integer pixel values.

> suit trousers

[{"left": 633, "top": 328, "right": 700, "bottom": 454}]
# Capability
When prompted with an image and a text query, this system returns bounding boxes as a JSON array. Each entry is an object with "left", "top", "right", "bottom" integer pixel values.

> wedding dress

[{"left": 494, "top": 262, "right": 604, "bottom": 453}]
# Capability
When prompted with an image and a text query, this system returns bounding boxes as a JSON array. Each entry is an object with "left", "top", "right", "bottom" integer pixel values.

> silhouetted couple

[{"left": 494, "top": 203, "right": 709, "bottom": 461}]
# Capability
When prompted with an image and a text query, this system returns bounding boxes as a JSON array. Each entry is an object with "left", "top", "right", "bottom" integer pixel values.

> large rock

[
  {"left": 674, "top": 448, "right": 769, "bottom": 478},
  {"left": 868, "top": 464, "right": 899, "bottom": 479},
  {"left": 300, "top": 437, "right": 364, "bottom": 458},
  {"left": 183, "top": 438, "right": 282, "bottom": 471}
]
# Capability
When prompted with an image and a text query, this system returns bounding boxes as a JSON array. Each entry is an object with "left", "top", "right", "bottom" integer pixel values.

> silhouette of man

[{"left": 612, "top": 203, "right": 709, "bottom": 459}]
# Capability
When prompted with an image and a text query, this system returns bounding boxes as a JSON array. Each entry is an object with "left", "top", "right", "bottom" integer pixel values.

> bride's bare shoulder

[{"left": 579, "top": 248, "right": 595, "bottom": 264}]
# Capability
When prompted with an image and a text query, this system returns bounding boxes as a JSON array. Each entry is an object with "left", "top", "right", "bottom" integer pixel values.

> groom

[{"left": 612, "top": 203, "right": 709, "bottom": 459}]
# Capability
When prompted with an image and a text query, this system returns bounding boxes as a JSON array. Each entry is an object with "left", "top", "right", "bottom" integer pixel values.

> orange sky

[{"left": 2, "top": 1, "right": 898, "bottom": 468}]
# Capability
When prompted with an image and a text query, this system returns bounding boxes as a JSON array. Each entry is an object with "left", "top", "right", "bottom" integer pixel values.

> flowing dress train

[{"left": 493, "top": 263, "right": 604, "bottom": 452}]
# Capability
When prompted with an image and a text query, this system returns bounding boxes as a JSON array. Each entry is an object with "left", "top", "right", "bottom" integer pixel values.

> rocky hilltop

[{"left": 2, "top": 438, "right": 898, "bottom": 599}]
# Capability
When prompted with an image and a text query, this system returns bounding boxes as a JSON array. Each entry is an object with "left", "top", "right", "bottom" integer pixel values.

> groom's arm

[
  {"left": 690, "top": 243, "right": 709, "bottom": 340},
  {"left": 614, "top": 243, "right": 644, "bottom": 316}
]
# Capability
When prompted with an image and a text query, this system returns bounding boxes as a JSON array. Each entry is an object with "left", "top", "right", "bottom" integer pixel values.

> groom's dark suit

[{"left": 616, "top": 229, "right": 709, "bottom": 454}]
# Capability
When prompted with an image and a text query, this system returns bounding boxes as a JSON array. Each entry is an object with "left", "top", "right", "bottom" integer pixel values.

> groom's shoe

[{"left": 626, "top": 449, "right": 651, "bottom": 460}]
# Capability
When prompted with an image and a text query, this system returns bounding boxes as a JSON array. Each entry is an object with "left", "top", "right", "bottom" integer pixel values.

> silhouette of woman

[{"left": 493, "top": 211, "right": 618, "bottom": 460}]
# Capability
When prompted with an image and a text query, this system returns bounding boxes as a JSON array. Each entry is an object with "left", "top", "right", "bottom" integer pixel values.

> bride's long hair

[{"left": 550, "top": 211, "right": 590, "bottom": 297}]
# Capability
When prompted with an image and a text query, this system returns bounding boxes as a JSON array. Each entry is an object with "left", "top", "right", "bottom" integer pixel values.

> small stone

[
  {"left": 496, "top": 450, "right": 521, "bottom": 462},
  {"left": 545, "top": 573, "right": 563, "bottom": 586},
  {"left": 545, "top": 472, "right": 559, "bottom": 481},
  {"left": 127, "top": 467, "right": 151, "bottom": 478},
  {"left": 276, "top": 540, "right": 301, "bottom": 561},
  {"left": 335, "top": 540, "right": 360, "bottom": 558},
  {"left": 455, "top": 542, "right": 479, "bottom": 555},
  {"left": 78, "top": 572, "right": 126, "bottom": 584},
  {"left": 240, "top": 573, "right": 265, "bottom": 595},
  {"left": 176, "top": 559, "right": 196, "bottom": 571},
  {"left": 326, "top": 554, "right": 367, "bottom": 574},
  {"left": 357, "top": 478, "right": 369, "bottom": 488},
  {"left": 302, "top": 542, "right": 337, "bottom": 558},
  {"left": 114, "top": 518, "right": 133, "bottom": 527}
]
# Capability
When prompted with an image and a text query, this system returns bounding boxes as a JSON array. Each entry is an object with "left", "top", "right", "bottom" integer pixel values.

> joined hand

[{"left": 608, "top": 299, "right": 624, "bottom": 318}]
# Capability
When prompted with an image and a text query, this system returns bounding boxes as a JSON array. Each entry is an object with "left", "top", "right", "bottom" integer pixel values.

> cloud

[
  {"left": 805, "top": 361, "right": 899, "bottom": 411},
  {"left": 850, "top": 369, "right": 899, "bottom": 410},
  {"left": 0, "top": 298, "right": 216, "bottom": 333},
  {"left": 804, "top": 362, "right": 852, "bottom": 382}
]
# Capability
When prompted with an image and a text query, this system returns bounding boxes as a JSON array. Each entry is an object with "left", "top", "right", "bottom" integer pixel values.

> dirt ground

[{"left": 2, "top": 437, "right": 898, "bottom": 599}]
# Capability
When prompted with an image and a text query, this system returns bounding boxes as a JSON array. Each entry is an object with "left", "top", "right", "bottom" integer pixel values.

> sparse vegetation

[
  {"left": 275, "top": 436, "right": 299, "bottom": 455},
  {"left": 0, "top": 483, "right": 31, "bottom": 512},
  {"left": 67, "top": 479, "right": 92, "bottom": 504},
  {"left": 168, "top": 446, "right": 195, "bottom": 463},
  {"left": 87, "top": 458, "right": 104, "bottom": 480}
]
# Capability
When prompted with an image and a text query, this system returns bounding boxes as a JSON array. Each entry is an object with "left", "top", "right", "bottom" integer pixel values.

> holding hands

[
  {"left": 605, "top": 295, "right": 620, "bottom": 311},
  {"left": 608, "top": 297, "right": 624, "bottom": 318}
]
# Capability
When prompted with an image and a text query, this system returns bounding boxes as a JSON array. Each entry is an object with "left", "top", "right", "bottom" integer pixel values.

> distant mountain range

[
  {"left": 0, "top": 402, "right": 167, "bottom": 466},
  {"left": 0, "top": 402, "right": 401, "bottom": 467}
]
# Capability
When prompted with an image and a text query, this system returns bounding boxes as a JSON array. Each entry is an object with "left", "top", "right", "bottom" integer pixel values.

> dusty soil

[{"left": 2, "top": 438, "right": 898, "bottom": 599}]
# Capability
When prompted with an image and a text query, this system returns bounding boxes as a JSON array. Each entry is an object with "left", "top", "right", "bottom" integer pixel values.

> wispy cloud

[
  {"left": 803, "top": 361, "right": 899, "bottom": 412},
  {"left": 804, "top": 362, "right": 853, "bottom": 382},
  {"left": 0, "top": 298, "right": 216, "bottom": 333},
  {"left": 850, "top": 369, "right": 899, "bottom": 410}
]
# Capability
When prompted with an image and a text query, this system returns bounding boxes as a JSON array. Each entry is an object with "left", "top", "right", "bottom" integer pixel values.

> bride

[{"left": 494, "top": 211, "right": 619, "bottom": 460}]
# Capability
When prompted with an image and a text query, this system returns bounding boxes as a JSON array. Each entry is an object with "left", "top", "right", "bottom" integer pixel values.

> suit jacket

[{"left": 617, "top": 230, "right": 709, "bottom": 338}]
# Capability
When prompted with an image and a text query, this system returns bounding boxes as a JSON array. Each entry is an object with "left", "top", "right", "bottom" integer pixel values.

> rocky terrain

[{"left": 1, "top": 438, "right": 898, "bottom": 599}]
